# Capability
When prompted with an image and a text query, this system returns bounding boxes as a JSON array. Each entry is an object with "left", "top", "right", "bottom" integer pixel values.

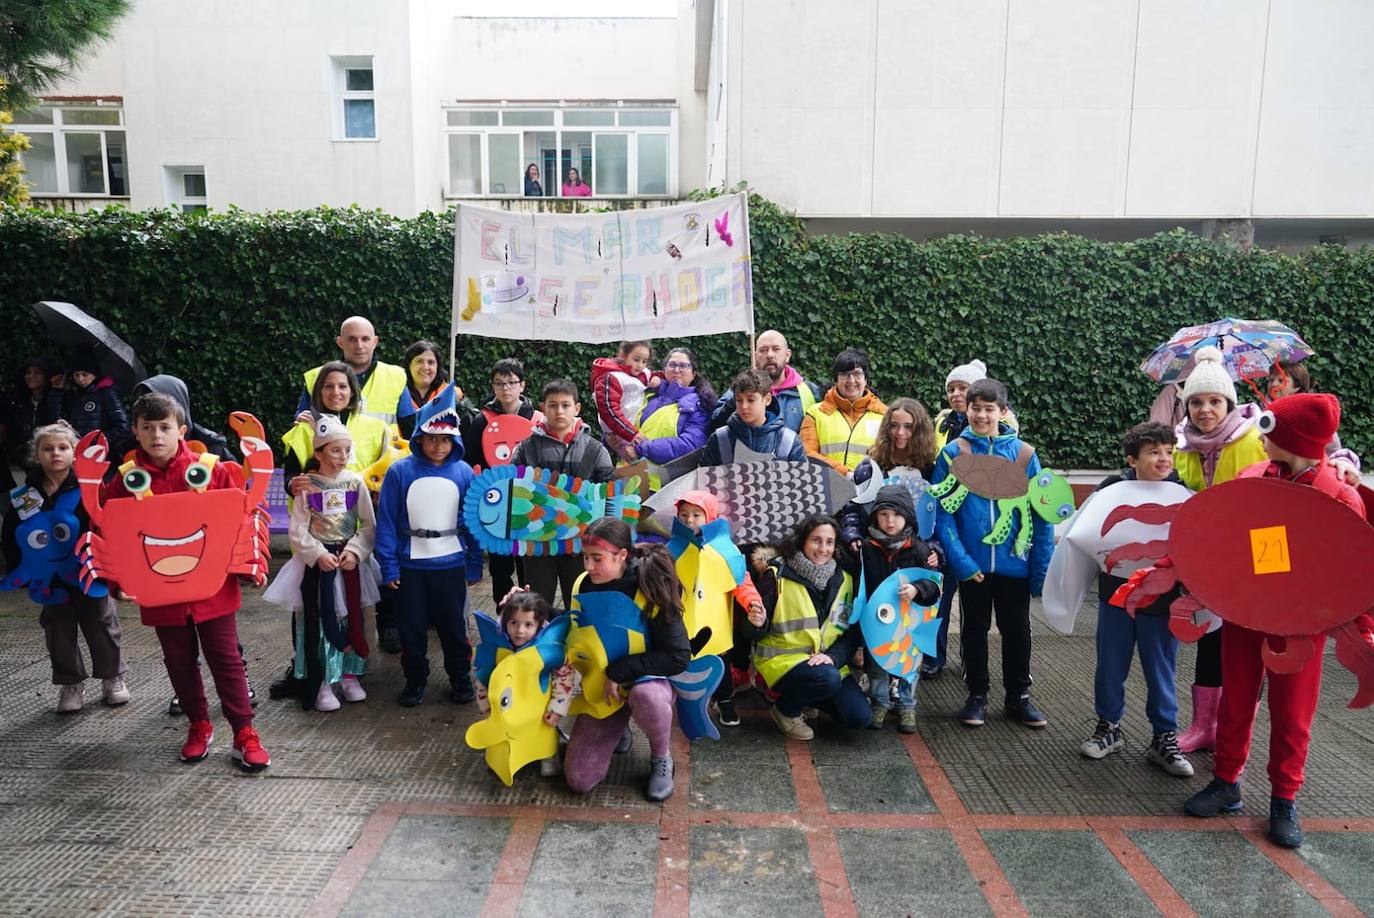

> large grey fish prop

[{"left": 645, "top": 454, "right": 857, "bottom": 544}]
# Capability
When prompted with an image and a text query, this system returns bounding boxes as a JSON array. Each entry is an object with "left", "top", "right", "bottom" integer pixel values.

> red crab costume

[{"left": 1114, "top": 393, "right": 1374, "bottom": 820}]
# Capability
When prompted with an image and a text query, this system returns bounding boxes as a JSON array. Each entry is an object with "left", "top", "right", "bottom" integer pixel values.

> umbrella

[
  {"left": 1140, "top": 317, "right": 1313, "bottom": 385},
  {"left": 30, "top": 301, "right": 148, "bottom": 391}
]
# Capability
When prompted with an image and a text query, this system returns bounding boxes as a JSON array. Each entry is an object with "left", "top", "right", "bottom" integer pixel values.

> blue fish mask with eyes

[{"left": 3, "top": 486, "right": 108, "bottom": 605}]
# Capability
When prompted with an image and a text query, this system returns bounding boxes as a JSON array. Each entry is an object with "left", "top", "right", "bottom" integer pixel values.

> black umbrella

[{"left": 30, "top": 301, "right": 148, "bottom": 391}]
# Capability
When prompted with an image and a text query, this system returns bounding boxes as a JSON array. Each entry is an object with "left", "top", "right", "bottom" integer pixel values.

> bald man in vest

[
  {"left": 710, "top": 329, "right": 821, "bottom": 433},
  {"left": 295, "top": 316, "right": 409, "bottom": 429}
]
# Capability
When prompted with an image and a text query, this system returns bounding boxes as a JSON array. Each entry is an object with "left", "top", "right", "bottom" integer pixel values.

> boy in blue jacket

[
  {"left": 375, "top": 389, "right": 484, "bottom": 707},
  {"left": 701, "top": 369, "right": 806, "bottom": 465},
  {"left": 932, "top": 378, "right": 1053, "bottom": 729}
]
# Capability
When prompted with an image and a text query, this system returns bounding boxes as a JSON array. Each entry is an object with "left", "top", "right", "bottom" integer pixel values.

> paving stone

[
  {"left": 817, "top": 764, "right": 935, "bottom": 814},
  {"left": 1298, "top": 832, "right": 1374, "bottom": 914},
  {"left": 518, "top": 820, "right": 658, "bottom": 918},
  {"left": 1129, "top": 829, "right": 1327, "bottom": 918},
  {"left": 689, "top": 825, "right": 821, "bottom": 918},
  {"left": 362, "top": 814, "right": 510, "bottom": 884},
  {"left": 982, "top": 830, "right": 1159, "bottom": 917},
  {"left": 837, "top": 829, "right": 991, "bottom": 917}
]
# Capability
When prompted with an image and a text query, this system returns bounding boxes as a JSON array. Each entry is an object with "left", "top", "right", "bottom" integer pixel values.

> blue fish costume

[
  {"left": 855, "top": 566, "right": 942, "bottom": 680},
  {"left": 3, "top": 484, "right": 108, "bottom": 605}
]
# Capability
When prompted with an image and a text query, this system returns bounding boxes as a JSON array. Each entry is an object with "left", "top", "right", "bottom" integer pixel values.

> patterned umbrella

[{"left": 1140, "top": 317, "right": 1314, "bottom": 385}]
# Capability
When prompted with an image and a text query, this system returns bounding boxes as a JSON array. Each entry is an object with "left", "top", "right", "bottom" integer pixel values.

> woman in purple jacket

[{"left": 629, "top": 347, "right": 716, "bottom": 470}]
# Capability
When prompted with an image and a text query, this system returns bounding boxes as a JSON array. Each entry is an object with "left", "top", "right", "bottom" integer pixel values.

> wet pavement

[{"left": 2, "top": 560, "right": 1372, "bottom": 917}]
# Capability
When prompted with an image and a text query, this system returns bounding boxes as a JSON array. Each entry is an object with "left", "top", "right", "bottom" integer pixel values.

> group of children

[{"left": 3, "top": 336, "right": 1367, "bottom": 845}]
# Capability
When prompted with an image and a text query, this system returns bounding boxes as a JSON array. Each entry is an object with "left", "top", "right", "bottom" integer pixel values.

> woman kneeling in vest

[{"left": 747, "top": 514, "right": 872, "bottom": 740}]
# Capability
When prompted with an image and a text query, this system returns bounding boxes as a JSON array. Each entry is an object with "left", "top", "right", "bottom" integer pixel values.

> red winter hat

[{"left": 1259, "top": 393, "right": 1341, "bottom": 461}]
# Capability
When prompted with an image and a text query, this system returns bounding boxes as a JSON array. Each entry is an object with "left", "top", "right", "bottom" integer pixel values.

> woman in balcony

[
  {"left": 523, "top": 164, "right": 543, "bottom": 197},
  {"left": 562, "top": 167, "right": 592, "bottom": 197}
]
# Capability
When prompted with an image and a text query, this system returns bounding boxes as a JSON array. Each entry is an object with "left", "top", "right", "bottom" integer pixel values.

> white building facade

[{"left": 15, "top": 0, "right": 1374, "bottom": 247}]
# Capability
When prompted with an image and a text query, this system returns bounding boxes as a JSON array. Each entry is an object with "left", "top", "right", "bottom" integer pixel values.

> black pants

[
  {"left": 711, "top": 606, "right": 754, "bottom": 702},
  {"left": 396, "top": 566, "right": 471, "bottom": 687},
  {"left": 487, "top": 553, "right": 525, "bottom": 606},
  {"left": 1194, "top": 628, "right": 1222, "bottom": 687},
  {"left": 524, "top": 554, "right": 585, "bottom": 611},
  {"left": 958, "top": 574, "right": 1032, "bottom": 701}
]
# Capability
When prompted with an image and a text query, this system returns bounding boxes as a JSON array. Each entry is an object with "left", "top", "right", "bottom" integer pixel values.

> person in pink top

[{"left": 562, "top": 167, "right": 592, "bottom": 197}]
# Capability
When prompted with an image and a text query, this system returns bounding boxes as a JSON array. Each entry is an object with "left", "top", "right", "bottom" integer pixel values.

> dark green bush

[{"left": 2, "top": 196, "right": 1369, "bottom": 467}]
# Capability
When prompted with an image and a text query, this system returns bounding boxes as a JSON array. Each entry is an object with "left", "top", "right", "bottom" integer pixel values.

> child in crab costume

[
  {"left": 1176, "top": 393, "right": 1372, "bottom": 849},
  {"left": 97, "top": 393, "right": 272, "bottom": 771},
  {"left": 263, "top": 416, "right": 378, "bottom": 712}
]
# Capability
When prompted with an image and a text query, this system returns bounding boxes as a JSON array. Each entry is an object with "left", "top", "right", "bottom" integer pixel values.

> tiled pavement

[{"left": 3, "top": 564, "right": 1374, "bottom": 917}]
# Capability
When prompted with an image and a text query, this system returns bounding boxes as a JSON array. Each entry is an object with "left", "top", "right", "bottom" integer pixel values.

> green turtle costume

[{"left": 927, "top": 439, "right": 1075, "bottom": 557}]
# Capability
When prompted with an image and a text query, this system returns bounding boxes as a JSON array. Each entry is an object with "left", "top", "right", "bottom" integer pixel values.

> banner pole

[{"left": 739, "top": 190, "right": 756, "bottom": 367}]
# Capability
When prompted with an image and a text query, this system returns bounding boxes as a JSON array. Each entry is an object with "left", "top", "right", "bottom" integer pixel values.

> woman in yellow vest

[
  {"left": 628, "top": 347, "right": 716, "bottom": 479},
  {"left": 282, "top": 362, "right": 390, "bottom": 499},
  {"left": 745, "top": 513, "right": 872, "bottom": 740},
  {"left": 1171, "top": 346, "right": 1267, "bottom": 754},
  {"left": 801, "top": 349, "right": 888, "bottom": 474}
]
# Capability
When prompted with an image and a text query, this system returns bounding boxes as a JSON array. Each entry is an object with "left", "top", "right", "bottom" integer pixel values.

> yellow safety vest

[
  {"left": 635, "top": 401, "right": 682, "bottom": 490},
  {"left": 304, "top": 361, "right": 408, "bottom": 429},
  {"left": 1175, "top": 426, "right": 1267, "bottom": 491},
  {"left": 753, "top": 568, "right": 853, "bottom": 687},
  {"left": 807, "top": 405, "right": 883, "bottom": 471},
  {"left": 281, "top": 413, "right": 390, "bottom": 474}
]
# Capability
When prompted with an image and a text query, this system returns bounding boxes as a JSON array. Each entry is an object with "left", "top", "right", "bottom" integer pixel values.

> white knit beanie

[
  {"left": 313, "top": 414, "right": 353, "bottom": 451},
  {"left": 945, "top": 359, "right": 987, "bottom": 389},
  {"left": 1180, "top": 346, "right": 1237, "bottom": 407}
]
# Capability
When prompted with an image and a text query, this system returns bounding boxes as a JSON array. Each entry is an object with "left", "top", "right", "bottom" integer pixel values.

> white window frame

[
  {"left": 11, "top": 105, "right": 128, "bottom": 197},
  {"left": 163, "top": 165, "right": 207, "bottom": 212},
  {"left": 332, "top": 55, "right": 377, "bottom": 142},
  {"left": 441, "top": 103, "right": 677, "bottom": 199}
]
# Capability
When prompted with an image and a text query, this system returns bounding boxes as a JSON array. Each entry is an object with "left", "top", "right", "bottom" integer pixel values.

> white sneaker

[
  {"left": 57, "top": 683, "right": 84, "bottom": 713},
  {"left": 315, "top": 681, "right": 341, "bottom": 712},
  {"left": 339, "top": 675, "right": 367, "bottom": 703},
  {"left": 770, "top": 705, "right": 814, "bottom": 741},
  {"left": 539, "top": 756, "right": 562, "bottom": 777},
  {"left": 102, "top": 676, "right": 131, "bottom": 706}
]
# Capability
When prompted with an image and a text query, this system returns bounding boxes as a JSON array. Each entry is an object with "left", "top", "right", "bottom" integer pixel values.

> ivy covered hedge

[{"left": 2, "top": 196, "right": 1371, "bottom": 468}]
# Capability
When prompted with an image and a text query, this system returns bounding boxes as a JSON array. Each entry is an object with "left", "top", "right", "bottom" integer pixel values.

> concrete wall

[{"left": 726, "top": 0, "right": 1374, "bottom": 221}]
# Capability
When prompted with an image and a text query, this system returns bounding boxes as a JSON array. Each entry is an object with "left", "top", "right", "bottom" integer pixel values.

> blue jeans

[
  {"left": 1094, "top": 597, "right": 1179, "bottom": 734},
  {"left": 866, "top": 656, "right": 916, "bottom": 711},
  {"left": 773, "top": 662, "right": 872, "bottom": 728},
  {"left": 930, "top": 567, "right": 958, "bottom": 670}
]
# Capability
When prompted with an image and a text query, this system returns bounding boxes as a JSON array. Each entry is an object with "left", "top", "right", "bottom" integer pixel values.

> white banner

[{"left": 451, "top": 193, "right": 754, "bottom": 343}]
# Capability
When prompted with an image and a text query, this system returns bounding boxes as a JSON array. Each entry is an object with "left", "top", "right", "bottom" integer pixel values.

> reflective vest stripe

[{"left": 772, "top": 615, "right": 819, "bottom": 634}]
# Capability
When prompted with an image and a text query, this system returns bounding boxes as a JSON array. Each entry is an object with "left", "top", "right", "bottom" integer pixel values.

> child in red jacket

[
  {"left": 104, "top": 393, "right": 270, "bottom": 771},
  {"left": 1184, "top": 392, "right": 1367, "bottom": 848},
  {"left": 590, "top": 340, "right": 662, "bottom": 461}
]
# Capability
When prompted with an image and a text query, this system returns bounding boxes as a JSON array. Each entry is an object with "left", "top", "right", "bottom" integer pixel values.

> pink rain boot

[{"left": 1177, "top": 685, "right": 1221, "bottom": 753}]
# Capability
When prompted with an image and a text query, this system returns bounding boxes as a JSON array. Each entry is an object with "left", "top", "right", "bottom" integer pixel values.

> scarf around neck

[
  {"left": 1178, "top": 403, "right": 1259, "bottom": 487},
  {"left": 867, "top": 524, "right": 912, "bottom": 551},
  {"left": 788, "top": 551, "right": 836, "bottom": 592}
]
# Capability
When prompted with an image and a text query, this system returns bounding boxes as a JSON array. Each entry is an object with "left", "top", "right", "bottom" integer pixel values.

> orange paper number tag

[{"left": 1249, "top": 525, "right": 1291, "bottom": 575}]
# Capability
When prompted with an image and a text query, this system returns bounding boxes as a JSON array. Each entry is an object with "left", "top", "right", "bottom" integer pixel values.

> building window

[
  {"left": 11, "top": 105, "right": 128, "bottom": 197},
  {"left": 333, "top": 56, "right": 376, "bottom": 140},
  {"left": 164, "top": 166, "right": 207, "bottom": 212},
  {"left": 443, "top": 104, "right": 676, "bottom": 199}
]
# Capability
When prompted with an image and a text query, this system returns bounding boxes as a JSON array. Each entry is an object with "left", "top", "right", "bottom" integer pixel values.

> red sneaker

[
  {"left": 232, "top": 726, "right": 271, "bottom": 772},
  {"left": 180, "top": 720, "right": 214, "bottom": 763}
]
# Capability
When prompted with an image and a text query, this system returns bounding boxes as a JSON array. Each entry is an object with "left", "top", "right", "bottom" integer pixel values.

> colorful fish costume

[
  {"left": 466, "top": 611, "right": 572, "bottom": 786},
  {"left": 645, "top": 456, "right": 857, "bottom": 545},
  {"left": 855, "top": 567, "right": 942, "bottom": 680},
  {"left": 462, "top": 465, "right": 642, "bottom": 557},
  {"left": 3, "top": 484, "right": 108, "bottom": 605},
  {"left": 667, "top": 516, "right": 745, "bottom": 658}
]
